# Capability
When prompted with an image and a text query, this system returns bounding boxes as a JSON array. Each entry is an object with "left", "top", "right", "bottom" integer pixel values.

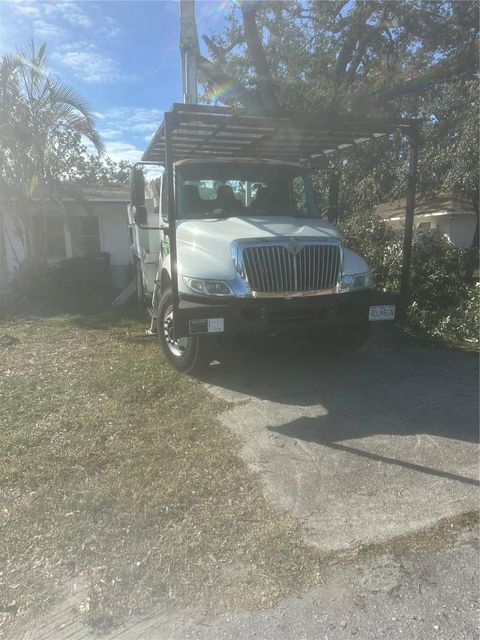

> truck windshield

[{"left": 176, "top": 163, "right": 319, "bottom": 219}]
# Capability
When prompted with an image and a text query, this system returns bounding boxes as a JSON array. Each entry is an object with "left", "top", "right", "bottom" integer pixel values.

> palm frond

[{"left": 46, "top": 78, "right": 105, "bottom": 155}]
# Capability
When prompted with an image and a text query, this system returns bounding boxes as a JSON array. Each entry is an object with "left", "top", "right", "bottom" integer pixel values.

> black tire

[
  {"left": 156, "top": 287, "right": 208, "bottom": 374},
  {"left": 310, "top": 323, "right": 371, "bottom": 354}
]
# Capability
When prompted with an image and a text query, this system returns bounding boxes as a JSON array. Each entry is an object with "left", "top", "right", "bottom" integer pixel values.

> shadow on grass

[{"left": 1, "top": 290, "right": 148, "bottom": 331}]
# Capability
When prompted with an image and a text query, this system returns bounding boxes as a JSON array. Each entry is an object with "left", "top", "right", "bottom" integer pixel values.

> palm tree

[{"left": 0, "top": 40, "right": 105, "bottom": 262}]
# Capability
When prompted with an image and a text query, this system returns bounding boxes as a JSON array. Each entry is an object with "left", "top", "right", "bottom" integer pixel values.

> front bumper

[{"left": 174, "top": 289, "right": 398, "bottom": 339}]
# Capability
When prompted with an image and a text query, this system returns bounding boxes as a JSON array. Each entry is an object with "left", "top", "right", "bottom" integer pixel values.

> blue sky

[{"left": 0, "top": 0, "right": 233, "bottom": 162}]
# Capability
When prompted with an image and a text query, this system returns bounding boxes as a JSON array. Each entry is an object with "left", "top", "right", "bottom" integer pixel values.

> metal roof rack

[{"left": 142, "top": 102, "right": 419, "bottom": 164}]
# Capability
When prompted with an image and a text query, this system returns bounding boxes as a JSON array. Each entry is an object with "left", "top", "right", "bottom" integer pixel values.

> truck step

[{"left": 111, "top": 279, "right": 136, "bottom": 306}]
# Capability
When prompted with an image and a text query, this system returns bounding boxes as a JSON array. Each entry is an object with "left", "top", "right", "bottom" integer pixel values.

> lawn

[{"left": 0, "top": 305, "right": 322, "bottom": 634}]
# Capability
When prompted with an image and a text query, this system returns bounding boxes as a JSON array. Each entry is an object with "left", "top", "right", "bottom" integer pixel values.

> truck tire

[
  {"left": 310, "top": 323, "right": 370, "bottom": 354},
  {"left": 156, "top": 287, "right": 208, "bottom": 374}
]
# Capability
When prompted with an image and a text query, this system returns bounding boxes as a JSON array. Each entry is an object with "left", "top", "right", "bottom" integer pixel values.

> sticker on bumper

[{"left": 189, "top": 318, "right": 225, "bottom": 334}]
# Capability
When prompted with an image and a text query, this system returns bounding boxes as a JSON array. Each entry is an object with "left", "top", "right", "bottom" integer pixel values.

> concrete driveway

[{"left": 203, "top": 327, "right": 479, "bottom": 550}]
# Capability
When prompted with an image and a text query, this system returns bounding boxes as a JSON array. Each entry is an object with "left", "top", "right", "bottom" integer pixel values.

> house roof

[
  {"left": 1, "top": 184, "right": 131, "bottom": 203},
  {"left": 376, "top": 193, "right": 475, "bottom": 220},
  {"left": 142, "top": 102, "right": 419, "bottom": 164},
  {"left": 55, "top": 184, "right": 131, "bottom": 202}
]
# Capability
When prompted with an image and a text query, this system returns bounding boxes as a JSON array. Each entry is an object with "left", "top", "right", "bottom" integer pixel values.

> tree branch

[{"left": 239, "top": 0, "right": 278, "bottom": 111}]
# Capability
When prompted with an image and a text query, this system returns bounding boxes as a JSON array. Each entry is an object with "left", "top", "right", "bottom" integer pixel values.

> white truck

[{"left": 128, "top": 104, "right": 405, "bottom": 373}]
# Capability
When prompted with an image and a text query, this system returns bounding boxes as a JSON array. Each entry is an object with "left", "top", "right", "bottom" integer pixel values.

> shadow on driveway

[{"left": 201, "top": 327, "right": 479, "bottom": 547}]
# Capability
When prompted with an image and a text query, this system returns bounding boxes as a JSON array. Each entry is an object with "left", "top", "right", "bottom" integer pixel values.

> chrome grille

[{"left": 242, "top": 243, "right": 341, "bottom": 293}]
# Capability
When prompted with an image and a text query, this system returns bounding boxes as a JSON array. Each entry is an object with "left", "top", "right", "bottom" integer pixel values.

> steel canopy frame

[{"left": 144, "top": 103, "right": 420, "bottom": 333}]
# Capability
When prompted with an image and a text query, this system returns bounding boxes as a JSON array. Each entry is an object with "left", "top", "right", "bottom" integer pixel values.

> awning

[{"left": 142, "top": 102, "right": 419, "bottom": 165}]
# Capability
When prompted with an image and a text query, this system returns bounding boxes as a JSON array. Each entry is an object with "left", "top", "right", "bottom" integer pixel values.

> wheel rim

[{"left": 163, "top": 305, "right": 189, "bottom": 357}]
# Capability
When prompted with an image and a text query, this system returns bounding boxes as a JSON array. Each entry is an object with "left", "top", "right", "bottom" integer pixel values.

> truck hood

[{"left": 176, "top": 215, "right": 341, "bottom": 280}]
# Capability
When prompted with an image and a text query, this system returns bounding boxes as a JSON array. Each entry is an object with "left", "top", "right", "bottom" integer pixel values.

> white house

[
  {"left": 0, "top": 185, "right": 147, "bottom": 291},
  {"left": 376, "top": 193, "right": 478, "bottom": 247}
]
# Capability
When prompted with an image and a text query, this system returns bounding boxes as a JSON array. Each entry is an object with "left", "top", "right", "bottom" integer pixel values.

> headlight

[
  {"left": 182, "top": 276, "right": 233, "bottom": 296},
  {"left": 338, "top": 271, "right": 370, "bottom": 292}
]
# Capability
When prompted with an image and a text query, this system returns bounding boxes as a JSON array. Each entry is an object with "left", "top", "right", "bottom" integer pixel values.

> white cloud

[
  {"left": 87, "top": 108, "right": 164, "bottom": 163},
  {"left": 129, "top": 122, "right": 159, "bottom": 134},
  {"left": 104, "top": 141, "right": 143, "bottom": 163},
  {"left": 11, "top": 1, "right": 119, "bottom": 39},
  {"left": 100, "top": 129, "right": 123, "bottom": 139},
  {"left": 34, "top": 19, "right": 68, "bottom": 39},
  {"left": 12, "top": 0, "right": 91, "bottom": 26},
  {"left": 51, "top": 43, "right": 137, "bottom": 84},
  {"left": 10, "top": 0, "right": 42, "bottom": 17},
  {"left": 105, "top": 107, "right": 163, "bottom": 126},
  {"left": 55, "top": 1, "right": 92, "bottom": 28}
]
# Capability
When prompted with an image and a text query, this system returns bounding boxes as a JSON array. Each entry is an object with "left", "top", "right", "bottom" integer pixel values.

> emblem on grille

[{"left": 287, "top": 238, "right": 302, "bottom": 255}]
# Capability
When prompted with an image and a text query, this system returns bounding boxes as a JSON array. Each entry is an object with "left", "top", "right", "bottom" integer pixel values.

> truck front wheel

[{"left": 157, "top": 287, "right": 207, "bottom": 374}]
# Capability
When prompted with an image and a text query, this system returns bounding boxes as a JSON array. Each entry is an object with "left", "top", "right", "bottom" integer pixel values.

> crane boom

[{"left": 179, "top": 0, "right": 199, "bottom": 104}]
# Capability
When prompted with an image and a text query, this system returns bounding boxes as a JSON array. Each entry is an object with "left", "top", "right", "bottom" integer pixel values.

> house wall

[
  {"left": 386, "top": 213, "right": 477, "bottom": 248},
  {"left": 2, "top": 200, "right": 137, "bottom": 290},
  {"left": 446, "top": 214, "right": 477, "bottom": 247}
]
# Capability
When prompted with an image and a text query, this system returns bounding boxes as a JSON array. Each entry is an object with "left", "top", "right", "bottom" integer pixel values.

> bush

[
  {"left": 338, "top": 210, "right": 402, "bottom": 290},
  {"left": 339, "top": 212, "right": 479, "bottom": 350},
  {"left": 11, "top": 260, "right": 60, "bottom": 298},
  {"left": 408, "top": 233, "right": 471, "bottom": 312},
  {"left": 406, "top": 283, "right": 479, "bottom": 348}
]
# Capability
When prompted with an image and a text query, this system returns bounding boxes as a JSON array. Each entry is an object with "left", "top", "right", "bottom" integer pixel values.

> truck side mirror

[
  {"left": 130, "top": 168, "right": 145, "bottom": 207},
  {"left": 133, "top": 205, "right": 148, "bottom": 225}
]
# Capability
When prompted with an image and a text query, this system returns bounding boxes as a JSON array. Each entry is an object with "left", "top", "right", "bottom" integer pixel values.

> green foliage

[
  {"left": 406, "top": 234, "right": 478, "bottom": 349},
  {"left": 338, "top": 210, "right": 402, "bottom": 290},
  {"left": 406, "top": 284, "right": 479, "bottom": 349},
  {"left": 0, "top": 40, "right": 104, "bottom": 262},
  {"left": 1, "top": 40, "right": 132, "bottom": 271},
  {"left": 408, "top": 233, "right": 470, "bottom": 311},
  {"left": 340, "top": 212, "right": 478, "bottom": 349},
  {"left": 419, "top": 78, "right": 479, "bottom": 204}
]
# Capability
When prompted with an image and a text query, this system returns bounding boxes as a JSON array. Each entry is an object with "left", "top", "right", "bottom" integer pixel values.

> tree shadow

[{"left": 202, "top": 327, "right": 479, "bottom": 445}]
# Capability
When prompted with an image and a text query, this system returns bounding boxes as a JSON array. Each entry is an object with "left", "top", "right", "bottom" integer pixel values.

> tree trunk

[{"left": 240, "top": 1, "right": 278, "bottom": 112}]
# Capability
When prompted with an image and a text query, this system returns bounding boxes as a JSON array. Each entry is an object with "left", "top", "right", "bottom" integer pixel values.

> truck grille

[{"left": 242, "top": 243, "right": 341, "bottom": 293}]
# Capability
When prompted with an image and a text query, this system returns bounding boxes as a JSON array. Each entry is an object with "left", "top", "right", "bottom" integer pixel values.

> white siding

[
  {"left": 2, "top": 200, "right": 135, "bottom": 288},
  {"left": 446, "top": 215, "right": 477, "bottom": 247},
  {"left": 97, "top": 204, "right": 131, "bottom": 267}
]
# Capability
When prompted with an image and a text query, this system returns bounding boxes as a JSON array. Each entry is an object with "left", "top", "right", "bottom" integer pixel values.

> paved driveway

[{"left": 204, "top": 327, "right": 478, "bottom": 549}]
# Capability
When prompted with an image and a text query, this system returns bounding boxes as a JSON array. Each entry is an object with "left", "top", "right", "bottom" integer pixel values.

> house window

[
  {"left": 33, "top": 214, "right": 66, "bottom": 258},
  {"left": 417, "top": 221, "right": 431, "bottom": 233},
  {"left": 70, "top": 216, "right": 101, "bottom": 256}
]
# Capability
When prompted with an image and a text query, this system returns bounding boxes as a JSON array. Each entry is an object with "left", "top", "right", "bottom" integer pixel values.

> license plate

[
  {"left": 369, "top": 305, "right": 396, "bottom": 321},
  {"left": 189, "top": 318, "right": 225, "bottom": 334}
]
